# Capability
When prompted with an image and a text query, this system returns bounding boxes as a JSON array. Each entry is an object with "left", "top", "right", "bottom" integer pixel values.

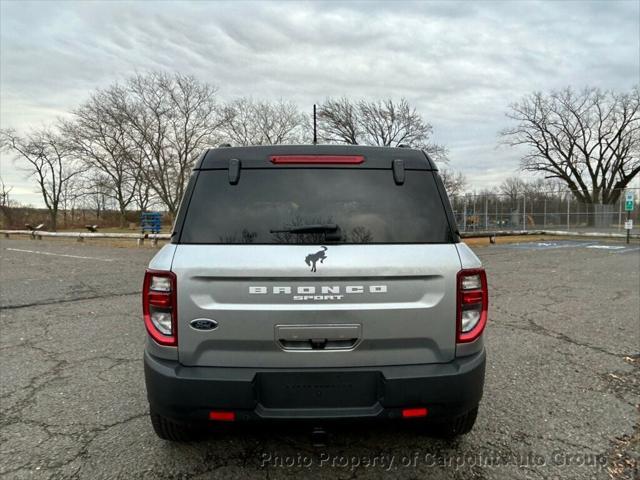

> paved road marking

[
  {"left": 5, "top": 248, "right": 114, "bottom": 262},
  {"left": 505, "top": 241, "right": 597, "bottom": 250},
  {"left": 612, "top": 246, "right": 640, "bottom": 254},
  {"left": 503, "top": 241, "right": 640, "bottom": 253}
]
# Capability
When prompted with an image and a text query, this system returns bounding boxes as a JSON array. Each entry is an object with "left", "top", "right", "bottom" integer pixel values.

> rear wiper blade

[{"left": 270, "top": 224, "right": 339, "bottom": 234}]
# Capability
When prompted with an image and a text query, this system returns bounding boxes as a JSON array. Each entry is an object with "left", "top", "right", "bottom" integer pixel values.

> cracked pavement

[{"left": 0, "top": 238, "right": 638, "bottom": 479}]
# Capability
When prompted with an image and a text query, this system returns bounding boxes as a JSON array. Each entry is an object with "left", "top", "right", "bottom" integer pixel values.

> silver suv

[{"left": 143, "top": 145, "right": 488, "bottom": 441}]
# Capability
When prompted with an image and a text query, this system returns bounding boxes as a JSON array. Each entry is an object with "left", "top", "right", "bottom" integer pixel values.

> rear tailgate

[{"left": 173, "top": 244, "right": 461, "bottom": 368}]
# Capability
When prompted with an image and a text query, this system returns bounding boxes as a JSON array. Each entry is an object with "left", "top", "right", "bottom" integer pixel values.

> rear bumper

[{"left": 144, "top": 349, "right": 485, "bottom": 422}]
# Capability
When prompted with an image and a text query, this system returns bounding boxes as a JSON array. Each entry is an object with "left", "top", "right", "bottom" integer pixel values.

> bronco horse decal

[{"left": 305, "top": 246, "right": 328, "bottom": 272}]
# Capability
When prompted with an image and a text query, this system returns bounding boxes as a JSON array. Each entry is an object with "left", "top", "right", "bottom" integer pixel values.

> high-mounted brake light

[
  {"left": 270, "top": 155, "right": 364, "bottom": 164},
  {"left": 142, "top": 270, "right": 177, "bottom": 346},
  {"left": 456, "top": 269, "right": 488, "bottom": 343}
]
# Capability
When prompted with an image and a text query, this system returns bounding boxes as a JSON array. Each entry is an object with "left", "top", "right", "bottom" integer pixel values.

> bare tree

[
  {"left": 134, "top": 179, "right": 153, "bottom": 213},
  {"left": 0, "top": 176, "right": 16, "bottom": 228},
  {"left": 117, "top": 72, "right": 227, "bottom": 215},
  {"left": 317, "top": 97, "right": 360, "bottom": 144},
  {"left": 59, "top": 173, "right": 83, "bottom": 228},
  {"left": 440, "top": 168, "right": 467, "bottom": 196},
  {"left": 0, "top": 128, "right": 84, "bottom": 231},
  {"left": 0, "top": 177, "right": 13, "bottom": 208},
  {"left": 358, "top": 99, "right": 431, "bottom": 148},
  {"left": 65, "top": 90, "right": 141, "bottom": 227},
  {"left": 318, "top": 98, "right": 447, "bottom": 161},
  {"left": 501, "top": 86, "right": 640, "bottom": 204},
  {"left": 538, "top": 177, "right": 566, "bottom": 197},
  {"left": 81, "top": 173, "right": 112, "bottom": 219},
  {"left": 222, "top": 98, "right": 308, "bottom": 146},
  {"left": 499, "top": 176, "right": 527, "bottom": 203}
]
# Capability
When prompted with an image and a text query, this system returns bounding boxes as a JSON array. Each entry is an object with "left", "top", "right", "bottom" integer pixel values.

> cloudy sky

[{"left": 1, "top": 0, "right": 638, "bottom": 206}]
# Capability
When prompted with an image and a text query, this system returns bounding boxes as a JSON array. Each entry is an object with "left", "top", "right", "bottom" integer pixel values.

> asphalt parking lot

[{"left": 1, "top": 237, "right": 638, "bottom": 479}]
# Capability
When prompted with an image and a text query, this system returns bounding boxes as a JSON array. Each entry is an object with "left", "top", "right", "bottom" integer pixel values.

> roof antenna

[{"left": 313, "top": 104, "right": 318, "bottom": 145}]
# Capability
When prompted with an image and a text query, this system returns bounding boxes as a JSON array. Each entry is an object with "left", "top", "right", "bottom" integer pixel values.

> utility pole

[{"left": 313, "top": 104, "right": 317, "bottom": 145}]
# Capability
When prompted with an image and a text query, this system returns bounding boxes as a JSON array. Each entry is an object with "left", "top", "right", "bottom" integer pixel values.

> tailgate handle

[{"left": 276, "top": 324, "right": 361, "bottom": 351}]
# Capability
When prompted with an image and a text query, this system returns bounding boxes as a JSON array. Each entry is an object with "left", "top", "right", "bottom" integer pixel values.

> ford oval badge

[{"left": 190, "top": 318, "right": 218, "bottom": 331}]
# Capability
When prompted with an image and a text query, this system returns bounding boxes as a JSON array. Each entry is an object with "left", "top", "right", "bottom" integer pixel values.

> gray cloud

[{"left": 1, "top": 0, "right": 638, "bottom": 205}]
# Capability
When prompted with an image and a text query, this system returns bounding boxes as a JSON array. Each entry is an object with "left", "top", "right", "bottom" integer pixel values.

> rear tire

[
  {"left": 433, "top": 406, "right": 478, "bottom": 439},
  {"left": 150, "top": 411, "right": 202, "bottom": 442}
]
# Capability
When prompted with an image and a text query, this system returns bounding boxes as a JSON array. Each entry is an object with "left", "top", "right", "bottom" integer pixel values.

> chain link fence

[{"left": 451, "top": 187, "right": 639, "bottom": 235}]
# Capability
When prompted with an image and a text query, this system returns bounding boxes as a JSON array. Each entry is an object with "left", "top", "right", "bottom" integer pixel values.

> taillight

[
  {"left": 142, "top": 269, "right": 177, "bottom": 346},
  {"left": 457, "top": 268, "right": 488, "bottom": 343},
  {"left": 270, "top": 155, "right": 364, "bottom": 164}
]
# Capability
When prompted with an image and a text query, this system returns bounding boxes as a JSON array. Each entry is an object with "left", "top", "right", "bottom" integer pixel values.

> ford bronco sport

[{"left": 143, "top": 145, "right": 487, "bottom": 441}]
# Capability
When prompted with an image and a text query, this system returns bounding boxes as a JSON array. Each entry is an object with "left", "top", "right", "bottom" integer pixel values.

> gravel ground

[{"left": 0, "top": 237, "right": 638, "bottom": 479}]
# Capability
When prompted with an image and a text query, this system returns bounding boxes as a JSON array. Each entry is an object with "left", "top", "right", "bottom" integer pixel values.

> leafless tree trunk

[
  {"left": 135, "top": 180, "right": 153, "bottom": 213},
  {"left": 81, "top": 173, "right": 112, "bottom": 219},
  {"left": 1, "top": 128, "right": 84, "bottom": 231},
  {"left": 0, "top": 177, "right": 15, "bottom": 227},
  {"left": 59, "top": 174, "right": 82, "bottom": 229},
  {"left": 501, "top": 86, "right": 640, "bottom": 205},
  {"left": 0, "top": 177, "right": 13, "bottom": 208}
]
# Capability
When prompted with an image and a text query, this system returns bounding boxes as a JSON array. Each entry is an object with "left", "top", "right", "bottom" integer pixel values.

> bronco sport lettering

[{"left": 249, "top": 284, "right": 388, "bottom": 301}]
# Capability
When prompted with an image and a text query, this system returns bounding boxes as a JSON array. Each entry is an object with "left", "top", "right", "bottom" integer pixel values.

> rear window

[{"left": 179, "top": 169, "right": 451, "bottom": 244}]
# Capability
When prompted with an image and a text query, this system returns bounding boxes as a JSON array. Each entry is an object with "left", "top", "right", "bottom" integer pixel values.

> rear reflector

[
  {"left": 461, "top": 290, "right": 483, "bottom": 305},
  {"left": 402, "top": 407, "right": 428, "bottom": 418},
  {"left": 209, "top": 410, "right": 236, "bottom": 422},
  {"left": 148, "top": 292, "right": 172, "bottom": 308},
  {"left": 270, "top": 155, "right": 364, "bottom": 164}
]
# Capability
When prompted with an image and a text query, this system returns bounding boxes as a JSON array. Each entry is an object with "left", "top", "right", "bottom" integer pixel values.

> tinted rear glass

[{"left": 179, "top": 169, "right": 451, "bottom": 244}]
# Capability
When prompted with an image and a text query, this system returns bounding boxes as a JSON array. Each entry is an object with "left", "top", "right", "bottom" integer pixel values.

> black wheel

[
  {"left": 433, "top": 406, "right": 479, "bottom": 439},
  {"left": 150, "top": 411, "right": 202, "bottom": 442}
]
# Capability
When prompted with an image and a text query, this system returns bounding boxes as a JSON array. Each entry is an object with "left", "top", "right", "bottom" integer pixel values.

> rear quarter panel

[
  {"left": 455, "top": 242, "right": 482, "bottom": 269},
  {"left": 454, "top": 242, "right": 486, "bottom": 357}
]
